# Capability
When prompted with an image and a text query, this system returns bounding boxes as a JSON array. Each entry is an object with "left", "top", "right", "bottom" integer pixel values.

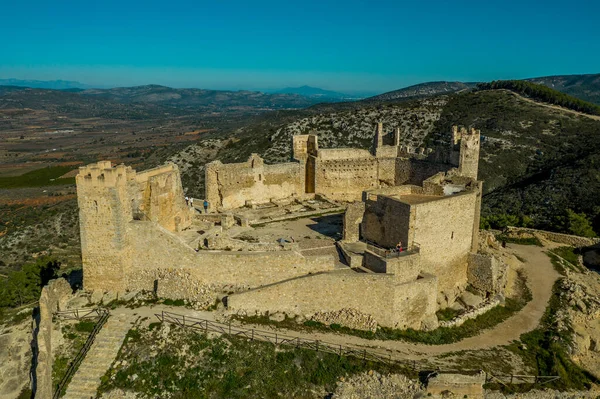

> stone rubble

[{"left": 331, "top": 371, "right": 423, "bottom": 399}]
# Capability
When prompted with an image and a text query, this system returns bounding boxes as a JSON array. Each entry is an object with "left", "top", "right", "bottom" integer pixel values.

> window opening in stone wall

[
  {"left": 451, "top": 231, "right": 454, "bottom": 239},
  {"left": 93, "top": 200, "right": 98, "bottom": 214}
]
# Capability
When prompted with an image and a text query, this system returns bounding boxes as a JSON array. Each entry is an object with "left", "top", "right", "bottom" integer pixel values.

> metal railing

[
  {"left": 53, "top": 309, "right": 110, "bottom": 399},
  {"left": 54, "top": 307, "right": 107, "bottom": 321},
  {"left": 155, "top": 311, "right": 559, "bottom": 386},
  {"left": 364, "top": 241, "right": 420, "bottom": 259}
]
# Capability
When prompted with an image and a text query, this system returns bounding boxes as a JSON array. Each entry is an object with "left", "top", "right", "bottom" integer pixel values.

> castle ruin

[{"left": 76, "top": 124, "right": 507, "bottom": 331}]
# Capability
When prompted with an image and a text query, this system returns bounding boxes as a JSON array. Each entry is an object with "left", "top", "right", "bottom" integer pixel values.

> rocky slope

[{"left": 367, "top": 81, "right": 475, "bottom": 101}]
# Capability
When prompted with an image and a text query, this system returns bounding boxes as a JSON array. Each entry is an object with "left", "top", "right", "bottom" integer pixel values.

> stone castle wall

[
  {"left": 124, "top": 221, "right": 334, "bottom": 302},
  {"left": 76, "top": 124, "right": 484, "bottom": 332},
  {"left": 205, "top": 154, "right": 305, "bottom": 211},
  {"left": 410, "top": 191, "right": 478, "bottom": 296},
  {"left": 77, "top": 162, "right": 190, "bottom": 292},
  {"left": 227, "top": 271, "right": 438, "bottom": 330},
  {"left": 361, "top": 194, "right": 413, "bottom": 249},
  {"left": 135, "top": 164, "right": 191, "bottom": 232}
]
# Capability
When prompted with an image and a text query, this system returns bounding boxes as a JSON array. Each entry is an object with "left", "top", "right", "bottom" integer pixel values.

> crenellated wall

[{"left": 77, "top": 161, "right": 191, "bottom": 292}]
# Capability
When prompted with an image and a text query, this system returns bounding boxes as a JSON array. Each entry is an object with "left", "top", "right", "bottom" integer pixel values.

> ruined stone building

[
  {"left": 77, "top": 124, "right": 507, "bottom": 331},
  {"left": 206, "top": 123, "right": 480, "bottom": 209}
]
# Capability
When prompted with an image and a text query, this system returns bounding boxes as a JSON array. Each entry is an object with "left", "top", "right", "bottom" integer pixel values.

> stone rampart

[
  {"left": 227, "top": 271, "right": 438, "bottom": 330},
  {"left": 35, "top": 278, "right": 72, "bottom": 399},
  {"left": 315, "top": 156, "right": 379, "bottom": 201}
]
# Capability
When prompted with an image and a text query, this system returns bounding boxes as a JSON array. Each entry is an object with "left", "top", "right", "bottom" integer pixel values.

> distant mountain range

[
  {"left": 2, "top": 73, "right": 599, "bottom": 115},
  {"left": 270, "top": 85, "right": 364, "bottom": 100},
  {"left": 0, "top": 79, "right": 92, "bottom": 90}
]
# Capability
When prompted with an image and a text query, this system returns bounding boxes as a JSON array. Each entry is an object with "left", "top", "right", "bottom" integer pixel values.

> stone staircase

[{"left": 62, "top": 313, "right": 133, "bottom": 399}]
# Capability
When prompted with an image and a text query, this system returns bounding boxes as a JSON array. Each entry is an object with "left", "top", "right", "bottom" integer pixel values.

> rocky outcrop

[
  {"left": 0, "top": 309, "right": 34, "bottom": 398},
  {"left": 331, "top": 371, "right": 423, "bottom": 399},
  {"left": 562, "top": 275, "right": 600, "bottom": 378},
  {"left": 35, "top": 278, "right": 73, "bottom": 399}
]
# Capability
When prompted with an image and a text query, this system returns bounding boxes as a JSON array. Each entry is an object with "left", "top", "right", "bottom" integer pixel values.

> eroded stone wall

[
  {"left": 467, "top": 253, "right": 507, "bottom": 295},
  {"left": 343, "top": 202, "right": 365, "bottom": 242},
  {"left": 136, "top": 164, "right": 192, "bottom": 232},
  {"left": 361, "top": 195, "right": 412, "bottom": 249},
  {"left": 315, "top": 150, "right": 379, "bottom": 201},
  {"left": 227, "top": 271, "right": 438, "bottom": 330},
  {"left": 205, "top": 155, "right": 305, "bottom": 210},
  {"left": 505, "top": 227, "right": 600, "bottom": 247}
]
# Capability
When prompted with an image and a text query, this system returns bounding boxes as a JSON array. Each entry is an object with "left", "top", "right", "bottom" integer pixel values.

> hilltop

[
  {"left": 365, "top": 73, "right": 600, "bottom": 105},
  {"left": 526, "top": 73, "right": 600, "bottom": 104},
  {"left": 367, "top": 81, "right": 477, "bottom": 101}
]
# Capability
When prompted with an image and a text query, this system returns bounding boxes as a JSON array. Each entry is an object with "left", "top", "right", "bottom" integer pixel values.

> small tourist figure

[
  {"left": 185, "top": 196, "right": 189, "bottom": 206},
  {"left": 396, "top": 241, "right": 403, "bottom": 253},
  {"left": 203, "top": 199, "right": 209, "bottom": 213},
  {"left": 190, "top": 198, "right": 194, "bottom": 207}
]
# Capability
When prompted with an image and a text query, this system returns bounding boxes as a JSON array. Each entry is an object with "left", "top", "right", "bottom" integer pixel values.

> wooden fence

[
  {"left": 155, "top": 311, "right": 559, "bottom": 386},
  {"left": 52, "top": 308, "right": 110, "bottom": 399}
]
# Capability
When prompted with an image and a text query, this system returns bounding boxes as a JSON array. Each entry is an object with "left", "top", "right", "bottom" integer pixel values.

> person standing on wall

[
  {"left": 203, "top": 199, "right": 209, "bottom": 213},
  {"left": 185, "top": 196, "right": 189, "bottom": 206},
  {"left": 190, "top": 198, "right": 194, "bottom": 208},
  {"left": 396, "top": 241, "right": 403, "bottom": 253}
]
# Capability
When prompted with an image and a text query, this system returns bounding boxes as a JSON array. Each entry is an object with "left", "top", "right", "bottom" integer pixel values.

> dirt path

[
  {"left": 503, "top": 90, "right": 600, "bottom": 121},
  {"left": 119, "top": 244, "right": 559, "bottom": 360}
]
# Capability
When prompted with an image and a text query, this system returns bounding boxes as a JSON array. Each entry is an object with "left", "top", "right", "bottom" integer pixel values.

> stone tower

[
  {"left": 291, "top": 134, "right": 318, "bottom": 194},
  {"left": 76, "top": 162, "right": 137, "bottom": 293},
  {"left": 451, "top": 126, "right": 481, "bottom": 180},
  {"left": 371, "top": 122, "right": 384, "bottom": 154}
]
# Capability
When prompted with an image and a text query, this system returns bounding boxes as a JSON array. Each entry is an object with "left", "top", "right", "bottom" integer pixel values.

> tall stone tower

[
  {"left": 451, "top": 126, "right": 481, "bottom": 180},
  {"left": 291, "top": 134, "right": 318, "bottom": 194},
  {"left": 76, "top": 162, "right": 137, "bottom": 293}
]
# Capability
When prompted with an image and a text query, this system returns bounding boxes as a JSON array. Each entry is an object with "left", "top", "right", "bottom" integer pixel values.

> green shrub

[{"left": 74, "top": 320, "right": 96, "bottom": 333}]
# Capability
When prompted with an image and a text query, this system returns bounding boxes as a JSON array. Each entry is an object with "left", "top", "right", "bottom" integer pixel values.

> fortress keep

[{"left": 77, "top": 124, "right": 507, "bottom": 331}]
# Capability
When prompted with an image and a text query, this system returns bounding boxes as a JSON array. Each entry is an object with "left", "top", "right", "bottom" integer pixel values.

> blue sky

[{"left": 1, "top": 0, "right": 598, "bottom": 93}]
